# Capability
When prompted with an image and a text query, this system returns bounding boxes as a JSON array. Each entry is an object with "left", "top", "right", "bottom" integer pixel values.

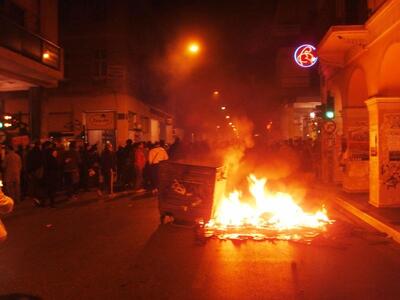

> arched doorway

[
  {"left": 347, "top": 68, "right": 368, "bottom": 107},
  {"left": 379, "top": 43, "right": 400, "bottom": 96},
  {"left": 329, "top": 87, "right": 344, "bottom": 184},
  {"left": 342, "top": 68, "right": 369, "bottom": 192}
]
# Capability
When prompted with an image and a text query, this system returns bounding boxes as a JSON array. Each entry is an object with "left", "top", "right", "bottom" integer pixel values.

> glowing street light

[
  {"left": 228, "top": 122, "right": 232, "bottom": 125},
  {"left": 221, "top": 106, "right": 226, "bottom": 110},
  {"left": 225, "top": 115, "right": 230, "bottom": 119},
  {"left": 187, "top": 42, "right": 200, "bottom": 55},
  {"left": 213, "top": 90, "right": 219, "bottom": 96}
]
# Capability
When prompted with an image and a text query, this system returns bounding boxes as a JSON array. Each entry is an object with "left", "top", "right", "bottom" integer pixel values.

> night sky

[{"left": 131, "top": 0, "right": 282, "bottom": 131}]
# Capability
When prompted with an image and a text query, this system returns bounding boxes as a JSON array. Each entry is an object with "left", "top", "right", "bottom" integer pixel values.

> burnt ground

[{"left": 1, "top": 192, "right": 400, "bottom": 300}]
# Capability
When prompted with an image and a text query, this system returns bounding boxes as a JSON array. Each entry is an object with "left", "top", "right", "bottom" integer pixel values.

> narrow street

[{"left": 1, "top": 192, "right": 400, "bottom": 300}]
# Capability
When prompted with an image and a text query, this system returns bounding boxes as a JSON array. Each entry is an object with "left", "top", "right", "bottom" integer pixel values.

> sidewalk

[{"left": 333, "top": 189, "right": 400, "bottom": 244}]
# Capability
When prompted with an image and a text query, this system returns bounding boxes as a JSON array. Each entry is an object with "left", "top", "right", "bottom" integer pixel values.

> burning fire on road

[{"left": 202, "top": 174, "right": 333, "bottom": 241}]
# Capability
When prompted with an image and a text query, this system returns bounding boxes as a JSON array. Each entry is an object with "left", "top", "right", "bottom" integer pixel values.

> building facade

[
  {"left": 318, "top": 0, "right": 400, "bottom": 206},
  {"left": 51, "top": 0, "right": 174, "bottom": 149},
  {"left": 1, "top": 0, "right": 174, "bottom": 149},
  {"left": 0, "top": 0, "right": 63, "bottom": 141}
]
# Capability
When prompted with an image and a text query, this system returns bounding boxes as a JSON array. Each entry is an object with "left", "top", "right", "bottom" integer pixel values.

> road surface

[{"left": 1, "top": 191, "right": 400, "bottom": 300}]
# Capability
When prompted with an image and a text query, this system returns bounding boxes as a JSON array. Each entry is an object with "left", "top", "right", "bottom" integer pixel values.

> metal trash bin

[{"left": 158, "top": 161, "right": 226, "bottom": 224}]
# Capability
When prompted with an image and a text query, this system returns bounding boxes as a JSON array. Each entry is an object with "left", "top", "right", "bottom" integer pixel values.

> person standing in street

[
  {"left": 2, "top": 146, "right": 22, "bottom": 203},
  {"left": 148, "top": 141, "right": 169, "bottom": 193},
  {"left": 43, "top": 147, "right": 61, "bottom": 207},
  {"left": 0, "top": 183, "right": 13, "bottom": 242},
  {"left": 123, "top": 139, "right": 135, "bottom": 189},
  {"left": 134, "top": 142, "right": 146, "bottom": 192},
  {"left": 62, "top": 141, "right": 80, "bottom": 200},
  {"left": 100, "top": 143, "right": 115, "bottom": 195},
  {"left": 116, "top": 145, "right": 125, "bottom": 189},
  {"left": 79, "top": 143, "right": 90, "bottom": 192},
  {"left": 26, "top": 141, "right": 43, "bottom": 205}
]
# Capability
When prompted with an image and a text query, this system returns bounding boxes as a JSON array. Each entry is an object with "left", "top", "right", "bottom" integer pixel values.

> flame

[{"left": 205, "top": 174, "right": 332, "bottom": 240}]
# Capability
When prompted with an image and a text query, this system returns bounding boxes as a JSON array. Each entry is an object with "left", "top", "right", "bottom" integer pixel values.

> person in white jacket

[
  {"left": 148, "top": 141, "right": 169, "bottom": 192},
  {"left": 0, "top": 181, "right": 14, "bottom": 242},
  {"left": 2, "top": 147, "right": 22, "bottom": 202}
]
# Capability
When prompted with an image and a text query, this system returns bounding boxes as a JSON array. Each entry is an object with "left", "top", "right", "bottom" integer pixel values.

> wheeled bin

[{"left": 158, "top": 161, "right": 226, "bottom": 224}]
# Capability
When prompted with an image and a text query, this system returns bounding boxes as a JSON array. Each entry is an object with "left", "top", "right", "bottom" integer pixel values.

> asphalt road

[{"left": 1, "top": 192, "right": 400, "bottom": 300}]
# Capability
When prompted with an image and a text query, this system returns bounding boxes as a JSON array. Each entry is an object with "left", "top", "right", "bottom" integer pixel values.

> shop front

[{"left": 85, "top": 111, "right": 116, "bottom": 150}]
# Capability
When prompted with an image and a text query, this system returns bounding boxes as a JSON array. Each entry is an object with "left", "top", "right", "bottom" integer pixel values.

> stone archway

[
  {"left": 379, "top": 42, "right": 400, "bottom": 96},
  {"left": 328, "top": 86, "right": 344, "bottom": 184},
  {"left": 347, "top": 68, "right": 368, "bottom": 107},
  {"left": 342, "top": 68, "right": 369, "bottom": 192}
]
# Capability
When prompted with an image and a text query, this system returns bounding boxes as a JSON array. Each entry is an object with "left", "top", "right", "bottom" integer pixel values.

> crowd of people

[{"left": 0, "top": 138, "right": 175, "bottom": 207}]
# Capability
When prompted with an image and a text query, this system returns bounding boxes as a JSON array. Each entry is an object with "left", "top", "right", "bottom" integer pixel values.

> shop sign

[
  {"left": 86, "top": 112, "right": 115, "bottom": 130},
  {"left": 294, "top": 44, "right": 318, "bottom": 68}
]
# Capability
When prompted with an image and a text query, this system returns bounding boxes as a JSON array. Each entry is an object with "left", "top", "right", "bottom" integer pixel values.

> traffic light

[
  {"left": 0, "top": 114, "right": 18, "bottom": 130},
  {"left": 325, "top": 93, "right": 335, "bottom": 119}
]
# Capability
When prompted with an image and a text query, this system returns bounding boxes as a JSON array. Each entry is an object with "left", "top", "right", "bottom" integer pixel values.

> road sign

[{"left": 323, "top": 120, "right": 336, "bottom": 134}]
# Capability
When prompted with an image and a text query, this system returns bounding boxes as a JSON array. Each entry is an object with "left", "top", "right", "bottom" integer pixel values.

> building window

[{"left": 93, "top": 49, "right": 107, "bottom": 80}]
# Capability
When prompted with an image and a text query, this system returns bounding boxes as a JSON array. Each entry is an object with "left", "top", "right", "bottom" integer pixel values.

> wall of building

[{"left": 319, "top": 0, "right": 400, "bottom": 189}]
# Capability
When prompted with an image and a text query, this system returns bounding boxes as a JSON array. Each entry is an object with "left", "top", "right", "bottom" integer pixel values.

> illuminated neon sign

[{"left": 294, "top": 44, "right": 318, "bottom": 68}]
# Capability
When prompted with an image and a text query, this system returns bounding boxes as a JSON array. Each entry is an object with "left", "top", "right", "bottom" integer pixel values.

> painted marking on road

[{"left": 335, "top": 197, "right": 400, "bottom": 244}]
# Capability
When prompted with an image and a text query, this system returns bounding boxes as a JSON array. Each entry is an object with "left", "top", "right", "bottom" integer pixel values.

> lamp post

[{"left": 186, "top": 42, "right": 200, "bottom": 55}]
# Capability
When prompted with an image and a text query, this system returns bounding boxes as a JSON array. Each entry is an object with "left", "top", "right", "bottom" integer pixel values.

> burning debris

[{"left": 202, "top": 174, "right": 333, "bottom": 241}]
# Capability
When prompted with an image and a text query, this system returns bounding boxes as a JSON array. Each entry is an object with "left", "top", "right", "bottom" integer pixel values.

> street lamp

[{"left": 187, "top": 42, "right": 200, "bottom": 55}]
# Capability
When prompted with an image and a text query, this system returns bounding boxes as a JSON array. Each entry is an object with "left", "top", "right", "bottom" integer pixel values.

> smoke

[{"left": 210, "top": 116, "right": 255, "bottom": 191}]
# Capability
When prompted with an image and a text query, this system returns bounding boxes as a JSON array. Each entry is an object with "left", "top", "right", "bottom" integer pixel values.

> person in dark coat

[
  {"left": 43, "top": 148, "right": 61, "bottom": 207},
  {"left": 100, "top": 143, "right": 116, "bottom": 194},
  {"left": 25, "top": 141, "right": 43, "bottom": 205},
  {"left": 79, "top": 143, "right": 90, "bottom": 192},
  {"left": 168, "top": 137, "right": 183, "bottom": 161},
  {"left": 116, "top": 145, "right": 125, "bottom": 189},
  {"left": 87, "top": 144, "right": 100, "bottom": 189},
  {"left": 124, "top": 139, "right": 135, "bottom": 189},
  {"left": 61, "top": 141, "right": 81, "bottom": 199}
]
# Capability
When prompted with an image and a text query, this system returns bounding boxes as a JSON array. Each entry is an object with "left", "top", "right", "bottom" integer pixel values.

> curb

[{"left": 334, "top": 196, "right": 400, "bottom": 244}]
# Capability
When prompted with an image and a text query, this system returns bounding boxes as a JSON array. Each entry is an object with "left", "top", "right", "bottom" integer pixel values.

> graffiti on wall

[
  {"left": 347, "top": 121, "right": 369, "bottom": 161},
  {"left": 380, "top": 114, "right": 400, "bottom": 189},
  {"left": 381, "top": 163, "right": 400, "bottom": 189}
]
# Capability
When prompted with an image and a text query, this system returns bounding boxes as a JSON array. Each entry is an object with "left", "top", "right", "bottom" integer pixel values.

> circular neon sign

[{"left": 294, "top": 44, "right": 318, "bottom": 68}]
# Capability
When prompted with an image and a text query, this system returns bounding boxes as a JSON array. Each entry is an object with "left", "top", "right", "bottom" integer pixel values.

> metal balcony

[{"left": 0, "top": 13, "right": 61, "bottom": 70}]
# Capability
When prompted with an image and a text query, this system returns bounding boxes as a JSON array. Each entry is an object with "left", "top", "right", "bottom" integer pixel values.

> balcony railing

[{"left": 0, "top": 14, "right": 61, "bottom": 70}]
